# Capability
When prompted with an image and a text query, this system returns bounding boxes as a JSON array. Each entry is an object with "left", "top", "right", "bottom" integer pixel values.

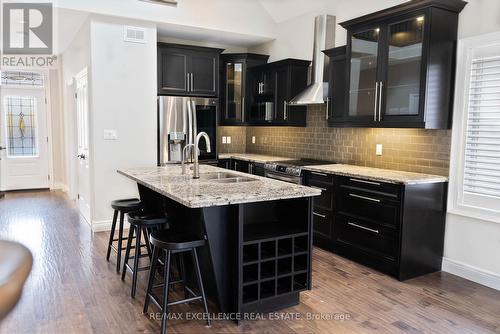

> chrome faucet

[
  {"left": 181, "top": 144, "right": 195, "bottom": 175},
  {"left": 193, "top": 132, "right": 211, "bottom": 179}
]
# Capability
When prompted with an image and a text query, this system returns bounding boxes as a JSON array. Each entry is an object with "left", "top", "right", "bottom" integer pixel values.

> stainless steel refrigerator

[{"left": 157, "top": 96, "right": 217, "bottom": 165}]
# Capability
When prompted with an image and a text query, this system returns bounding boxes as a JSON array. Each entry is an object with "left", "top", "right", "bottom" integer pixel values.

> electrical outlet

[
  {"left": 103, "top": 129, "right": 118, "bottom": 140},
  {"left": 222, "top": 136, "right": 227, "bottom": 144},
  {"left": 252, "top": 136, "right": 256, "bottom": 144},
  {"left": 227, "top": 136, "right": 232, "bottom": 144},
  {"left": 376, "top": 144, "right": 383, "bottom": 156}
]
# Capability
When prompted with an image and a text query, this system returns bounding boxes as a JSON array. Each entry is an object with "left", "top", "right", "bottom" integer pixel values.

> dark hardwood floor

[{"left": 0, "top": 190, "right": 499, "bottom": 333}]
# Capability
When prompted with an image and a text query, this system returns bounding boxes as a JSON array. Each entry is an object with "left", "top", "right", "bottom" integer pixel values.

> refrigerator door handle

[{"left": 187, "top": 99, "right": 193, "bottom": 159}]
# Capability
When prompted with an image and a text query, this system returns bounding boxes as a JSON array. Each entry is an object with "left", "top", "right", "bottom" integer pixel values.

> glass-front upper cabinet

[
  {"left": 384, "top": 15, "right": 425, "bottom": 118},
  {"left": 348, "top": 28, "right": 382, "bottom": 120},
  {"left": 224, "top": 62, "right": 244, "bottom": 123}
]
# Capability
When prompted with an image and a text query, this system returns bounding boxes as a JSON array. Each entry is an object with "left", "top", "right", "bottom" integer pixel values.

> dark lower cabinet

[
  {"left": 305, "top": 171, "right": 447, "bottom": 281},
  {"left": 158, "top": 43, "right": 223, "bottom": 96}
]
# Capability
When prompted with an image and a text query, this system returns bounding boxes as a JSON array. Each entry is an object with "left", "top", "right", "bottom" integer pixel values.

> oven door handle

[{"left": 265, "top": 171, "right": 302, "bottom": 184}]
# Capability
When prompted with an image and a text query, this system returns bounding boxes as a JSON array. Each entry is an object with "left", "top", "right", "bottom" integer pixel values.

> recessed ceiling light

[{"left": 417, "top": 16, "right": 424, "bottom": 22}]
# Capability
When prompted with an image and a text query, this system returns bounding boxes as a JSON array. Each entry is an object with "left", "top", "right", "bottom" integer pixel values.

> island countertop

[{"left": 118, "top": 164, "right": 321, "bottom": 208}]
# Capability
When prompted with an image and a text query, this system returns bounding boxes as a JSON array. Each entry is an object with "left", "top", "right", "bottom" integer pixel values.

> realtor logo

[{"left": 2, "top": 3, "right": 53, "bottom": 54}]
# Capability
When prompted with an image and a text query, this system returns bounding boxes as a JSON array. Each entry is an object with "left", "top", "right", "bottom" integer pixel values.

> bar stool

[
  {"left": 122, "top": 211, "right": 168, "bottom": 298},
  {"left": 144, "top": 230, "right": 211, "bottom": 334},
  {"left": 106, "top": 198, "right": 142, "bottom": 273}
]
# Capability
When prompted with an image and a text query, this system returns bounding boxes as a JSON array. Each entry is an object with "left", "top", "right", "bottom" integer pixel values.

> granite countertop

[
  {"left": 218, "top": 153, "right": 294, "bottom": 164},
  {"left": 303, "top": 164, "right": 448, "bottom": 185},
  {"left": 118, "top": 164, "right": 321, "bottom": 208}
]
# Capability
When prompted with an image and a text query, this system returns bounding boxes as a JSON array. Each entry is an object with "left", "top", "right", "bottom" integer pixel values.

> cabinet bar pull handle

[
  {"left": 349, "top": 178, "right": 381, "bottom": 186},
  {"left": 187, "top": 73, "right": 190, "bottom": 92},
  {"left": 349, "top": 193, "right": 381, "bottom": 203},
  {"left": 313, "top": 212, "right": 327, "bottom": 218},
  {"left": 190, "top": 73, "right": 194, "bottom": 92},
  {"left": 378, "top": 81, "right": 383, "bottom": 122},
  {"left": 242, "top": 97, "right": 245, "bottom": 121},
  {"left": 374, "top": 82, "right": 379, "bottom": 121},
  {"left": 311, "top": 172, "right": 328, "bottom": 177},
  {"left": 310, "top": 185, "right": 327, "bottom": 192},
  {"left": 348, "top": 222, "right": 379, "bottom": 234},
  {"left": 284, "top": 101, "right": 288, "bottom": 120}
]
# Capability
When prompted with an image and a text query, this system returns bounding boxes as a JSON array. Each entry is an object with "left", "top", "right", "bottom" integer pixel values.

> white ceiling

[{"left": 257, "top": 0, "right": 332, "bottom": 23}]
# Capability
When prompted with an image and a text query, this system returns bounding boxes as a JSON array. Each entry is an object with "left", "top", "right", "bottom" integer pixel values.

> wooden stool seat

[
  {"left": 110, "top": 198, "right": 142, "bottom": 212},
  {"left": 149, "top": 230, "right": 205, "bottom": 250}
]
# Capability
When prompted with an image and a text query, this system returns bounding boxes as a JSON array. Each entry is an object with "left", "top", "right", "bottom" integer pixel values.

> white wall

[
  {"left": 48, "top": 69, "right": 66, "bottom": 189},
  {"left": 61, "top": 19, "right": 91, "bottom": 200},
  {"left": 89, "top": 16, "right": 157, "bottom": 229},
  {"left": 250, "top": 0, "right": 500, "bottom": 290}
]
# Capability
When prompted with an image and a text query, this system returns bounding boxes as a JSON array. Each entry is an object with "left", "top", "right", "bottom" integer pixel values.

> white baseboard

[
  {"left": 442, "top": 257, "right": 500, "bottom": 291},
  {"left": 52, "top": 182, "right": 68, "bottom": 193},
  {"left": 92, "top": 219, "right": 130, "bottom": 232}
]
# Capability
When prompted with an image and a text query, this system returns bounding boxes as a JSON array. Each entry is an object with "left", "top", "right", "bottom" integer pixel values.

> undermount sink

[
  {"left": 197, "top": 172, "right": 258, "bottom": 183},
  {"left": 198, "top": 172, "right": 241, "bottom": 180},
  {"left": 212, "top": 177, "right": 257, "bottom": 183}
]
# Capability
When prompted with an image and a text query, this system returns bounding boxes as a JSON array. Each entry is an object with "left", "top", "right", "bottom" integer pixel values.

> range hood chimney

[{"left": 289, "top": 14, "right": 335, "bottom": 105}]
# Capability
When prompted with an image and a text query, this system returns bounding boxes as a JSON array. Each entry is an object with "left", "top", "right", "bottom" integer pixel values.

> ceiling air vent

[{"left": 124, "top": 26, "right": 147, "bottom": 44}]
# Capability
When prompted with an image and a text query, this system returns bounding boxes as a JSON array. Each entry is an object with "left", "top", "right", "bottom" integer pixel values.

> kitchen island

[{"left": 118, "top": 164, "right": 320, "bottom": 317}]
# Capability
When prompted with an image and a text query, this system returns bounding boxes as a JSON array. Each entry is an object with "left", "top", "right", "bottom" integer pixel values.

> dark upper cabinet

[
  {"left": 158, "top": 43, "right": 223, "bottom": 97},
  {"left": 324, "top": 46, "right": 347, "bottom": 123},
  {"left": 220, "top": 53, "right": 269, "bottom": 125},
  {"left": 248, "top": 59, "right": 310, "bottom": 126},
  {"left": 333, "top": 0, "right": 467, "bottom": 129}
]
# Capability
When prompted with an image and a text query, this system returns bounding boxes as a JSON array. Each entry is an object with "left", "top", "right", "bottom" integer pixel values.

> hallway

[{"left": 1, "top": 190, "right": 500, "bottom": 333}]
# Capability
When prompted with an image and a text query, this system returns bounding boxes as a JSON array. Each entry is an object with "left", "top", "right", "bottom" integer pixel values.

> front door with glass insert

[{"left": 0, "top": 88, "right": 49, "bottom": 191}]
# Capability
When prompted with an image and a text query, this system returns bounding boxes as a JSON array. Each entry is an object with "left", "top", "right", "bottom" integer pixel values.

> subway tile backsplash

[{"left": 219, "top": 105, "right": 451, "bottom": 176}]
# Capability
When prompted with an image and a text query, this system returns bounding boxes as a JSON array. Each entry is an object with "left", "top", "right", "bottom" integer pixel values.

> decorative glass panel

[
  {"left": 226, "top": 63, "right": 243, "bottom": 121},
  {"left": 385, "top": 16, "right": 424, "bottom": 116},
  {"left": 349, "top": 28, "right": 380, "bottom": 117},
  {"left": 1, "top": 71, "right": 44, "bottom": 87},
  {"left": 4, "top": 96, "right": 38, "bottom": 157}
]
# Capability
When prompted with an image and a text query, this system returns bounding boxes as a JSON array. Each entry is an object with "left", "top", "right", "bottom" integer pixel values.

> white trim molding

[
  {"left": 443, "top": 257, "right": 500, "bottom": 291},
  {"left": 92, "top": 219, "right": 130, "bottom": 233},
  {"left": 448, "top": 31, "right": 500, "bottom": 225}
]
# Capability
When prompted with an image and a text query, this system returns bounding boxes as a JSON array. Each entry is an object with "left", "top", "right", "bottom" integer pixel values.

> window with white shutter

[{"left": 449, "top": 32, "right": 500, "bottom": 224}]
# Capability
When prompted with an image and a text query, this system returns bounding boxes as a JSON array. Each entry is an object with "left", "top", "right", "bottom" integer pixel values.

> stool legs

[
  {"left": 121, "top": 227, "right": 134, "bottom": 281},
  {"left": 106, "top": 210, "right": 118, "bottom": 261},
  {"left": 116, "top": 211, "right": 125, "bottom": 273},
  {"left": 161, "top": 250, "right": 172, "bottom": 334},
  {"left": 192, "top": 248, "right": 211, "bottom": 327},
  {"left": 144, "top": 246, "right": 160, "bottom": 314},
  {"left": 131, "top": 226, "right": 142, "bottom": 298}
]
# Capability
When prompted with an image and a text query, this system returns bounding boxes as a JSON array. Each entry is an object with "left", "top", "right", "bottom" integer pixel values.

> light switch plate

[
  {"left": 376, "top": 144, "right": 383, "bottom": 156},
  {"left": 227, "top": 136, "right": 232, "bottom": 144},
  {"left": 103, "top": 129, "right": 118, "bottom": 140},
  {"left": 252, "top": 136, "right": 256, "bottom": 144},
  {"left": 222, "top": 136, "right": 227, "bottom": 144}
]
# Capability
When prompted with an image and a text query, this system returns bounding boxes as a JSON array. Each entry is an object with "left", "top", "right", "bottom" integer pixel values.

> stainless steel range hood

[{"left": 289, "top": 15, "right": 335, "bottom": 105}]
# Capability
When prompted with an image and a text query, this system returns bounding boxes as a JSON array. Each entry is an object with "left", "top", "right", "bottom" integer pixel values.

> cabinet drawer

[
  {"left": 312, "top": 210, "right": 332, "bottom": 239},
  {"left": 337, "top": 186, "right": 401, "bottom": 228},
  {"left": 339, "top": 176, "right": 401, "bottom": 200},
  {"left": 306, "top": 171, "right": 335, "bottom": 186},
  {"left": 308, "top": 184, "right": 334, "bottom": 211},
  {"left": 334, "top": 214, "right": 398, "bottom": 261}
]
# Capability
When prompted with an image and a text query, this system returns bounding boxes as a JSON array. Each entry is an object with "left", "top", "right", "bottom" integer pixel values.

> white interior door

[
  {"left": 0, "top": 88, "right": 49, "bottom": 191},
  {"left": 75, "top": 69, "right": 91, "bottom": 224}
]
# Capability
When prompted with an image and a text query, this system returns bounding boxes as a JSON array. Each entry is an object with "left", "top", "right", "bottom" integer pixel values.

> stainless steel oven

[{"left": 264, "top": 170, "right": 303, "bottom": 184}]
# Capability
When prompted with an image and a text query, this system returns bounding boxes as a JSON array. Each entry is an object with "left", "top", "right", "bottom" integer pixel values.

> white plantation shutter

[
  {"left": 464, "top": 56, "right": 500, "bottom": 198},
  {"left": 449, "top": 33, "right": 500, "bottom": 223}
]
